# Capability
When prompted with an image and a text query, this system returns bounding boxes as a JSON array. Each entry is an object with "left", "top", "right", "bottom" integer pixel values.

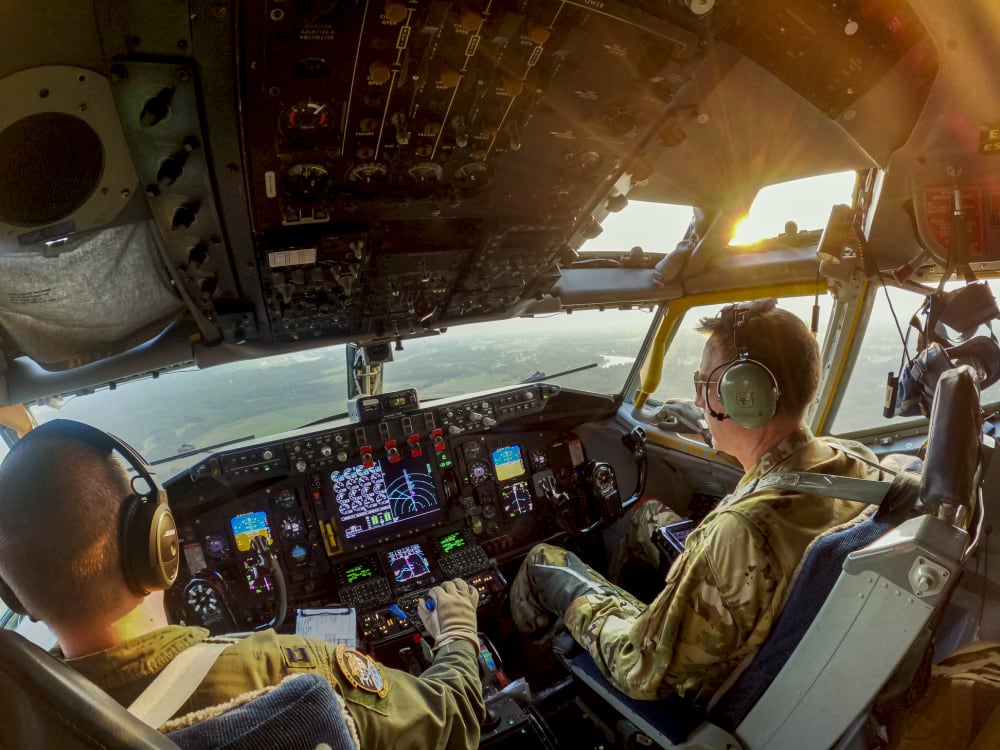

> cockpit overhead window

[{"left": 730, "top": 171, "right": 857, "bottom": 246}]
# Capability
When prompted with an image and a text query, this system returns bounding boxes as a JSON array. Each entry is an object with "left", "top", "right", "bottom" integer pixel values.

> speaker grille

[{"left": 0, "top": 112, "right": 104, "bottom": 226}]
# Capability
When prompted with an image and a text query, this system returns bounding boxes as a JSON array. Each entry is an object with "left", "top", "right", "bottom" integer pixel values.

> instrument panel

[{"left": 163, "top": 383, "right": 619, "bottom": 646}]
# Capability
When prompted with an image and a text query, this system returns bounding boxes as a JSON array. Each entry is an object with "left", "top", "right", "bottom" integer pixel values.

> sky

[{"left": 582, "top": 170, "right": 857, "bottom": 254}]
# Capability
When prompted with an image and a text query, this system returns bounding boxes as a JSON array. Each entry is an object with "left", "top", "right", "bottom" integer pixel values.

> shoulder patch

[{"left": 335, "top": 645, "right": 389, "bottom": 698}]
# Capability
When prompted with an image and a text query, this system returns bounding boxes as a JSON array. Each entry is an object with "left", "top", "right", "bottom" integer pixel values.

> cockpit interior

[{"left": 2, "top": 1, "right": 1000, "bottom": 749}]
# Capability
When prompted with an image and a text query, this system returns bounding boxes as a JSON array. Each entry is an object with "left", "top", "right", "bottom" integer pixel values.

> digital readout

[
  {"left": 438, "top": 531, "right": 467, "bottom": 554},
  {"left": 343, "top": 561, "right": 375, "bottom": 584}
]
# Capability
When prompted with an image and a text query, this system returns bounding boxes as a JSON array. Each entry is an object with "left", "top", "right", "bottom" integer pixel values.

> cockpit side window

[
  {"left": 830, "top": 279, "right": 1000, "bottom": 435},
  {"left": 644, "top": 294, "right": 833, "bottom": 408}
]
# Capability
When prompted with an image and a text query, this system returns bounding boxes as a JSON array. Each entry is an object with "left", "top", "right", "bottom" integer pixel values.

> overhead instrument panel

[{"left": 239, "top": 0, "right": 710, "bottom": 343}]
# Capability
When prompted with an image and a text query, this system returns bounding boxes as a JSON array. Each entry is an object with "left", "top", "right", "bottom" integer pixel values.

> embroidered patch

[{"left": 335, "top": 645, "right": 389, "bottom": 698}]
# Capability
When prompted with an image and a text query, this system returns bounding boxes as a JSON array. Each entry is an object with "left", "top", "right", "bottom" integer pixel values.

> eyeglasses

[{"left": 693, "top": 370, "right": 718, "bottom": 398}]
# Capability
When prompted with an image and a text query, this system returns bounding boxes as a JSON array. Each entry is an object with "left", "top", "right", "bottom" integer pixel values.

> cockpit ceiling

[{"left": 1, "top": 0, "right": 990, "bottom": 402}]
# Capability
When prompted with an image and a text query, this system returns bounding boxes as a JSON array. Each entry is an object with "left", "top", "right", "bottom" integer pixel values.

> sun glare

[{"left": 730, "top": 171, "right": 856, "bottom": 246}]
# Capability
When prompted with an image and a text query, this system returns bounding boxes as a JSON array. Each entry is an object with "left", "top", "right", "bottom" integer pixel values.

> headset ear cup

[
  {"left": 119, "top": 494, "right": 179, "bottom": 596},
  {"left": 0, "top": 573, "right": 28, "bottom": 616},
  {"left": 718, "top": 360, "right": 780, "bottom": 429}
]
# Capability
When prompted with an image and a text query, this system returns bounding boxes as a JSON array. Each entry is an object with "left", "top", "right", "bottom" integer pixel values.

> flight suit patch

[
  {"left": 335, "top": 645, "right": 389, "bottom": 698},
  {"left": 282, "top": 645, "right": 315, "bottom": 669}
]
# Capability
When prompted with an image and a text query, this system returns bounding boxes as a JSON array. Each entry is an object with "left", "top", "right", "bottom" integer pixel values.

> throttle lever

[{"left": 620, "top": 426, "right": 649, "bottom": 510}]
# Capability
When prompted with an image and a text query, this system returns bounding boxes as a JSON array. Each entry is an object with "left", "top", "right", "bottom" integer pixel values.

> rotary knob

[{"left": 320, "top": 445, "right": 332, "bottom": 457}]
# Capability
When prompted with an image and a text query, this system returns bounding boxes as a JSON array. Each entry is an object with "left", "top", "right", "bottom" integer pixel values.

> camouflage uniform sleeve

[
  {"left": 564, "top": 510, "right": 778, "bottom": 701},
  {"left": 333, "top": 639, "right": 485, "bottom": 750}
]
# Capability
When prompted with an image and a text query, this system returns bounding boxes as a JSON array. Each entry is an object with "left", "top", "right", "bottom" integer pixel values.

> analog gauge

[
  {"left": 463, "top": 440, "right": 483, "bottom": 459},
  {"left": 405, "top": 161, "right": 444, "bottom": 184},
  {"left": 272, "top": 488, "right": 297, "bottom": 511},
  {"left": 280, "top": 100, "right": 336, "bottom": 143},
  {"left": 289, "top": 544, "right": 310, "bottom": 565},
  {"left": 451, "top": 161, "right": 493, "bottom": 193},
  {"left": 281, "top": 514, "right": 305, "bottom": 540},
  {"left": 530, "top": 449, "right": 548, "bottom": 470},
  {"left": 593, "top": 464, "right": 616, "bottom": 494},
  {"left": 283, "top": 163, "right": 330, "bottom": 202},
  {"left": 204, "top": 534, "right": 231, "bottom": 561},
  {"left": 345, "top": 162, "right": 389, "bottom": 195},
  {"left": 184, "top": 580, "right": 222, "bottom": 620},
  {"left": 469, "top": 459, "right": 491, "bottom": 485}
]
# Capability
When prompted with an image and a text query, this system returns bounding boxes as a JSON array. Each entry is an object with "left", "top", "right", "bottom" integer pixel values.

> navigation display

[
  {"left": 387, "top": 543, "right": 432, "bottom": 584},
  {"left": 501, "top": 480, "right": 534, "bottom": 517},
  {"left": 230, "top": 511, "right": 272, "bottom": 552},
  {"left": 330, "top": 452, "right": 441, "bottom": 539},
  {"left": 492, "top": 445, "right": 526, "bottom": 482}
]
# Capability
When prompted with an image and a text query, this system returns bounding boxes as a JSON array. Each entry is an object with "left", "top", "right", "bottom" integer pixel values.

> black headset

[
  {"left": 709, "top": 299, "right": 782, "bottom": 429},
  {"left": 0, "top": 420, "right": 179, "bottom": 617}
]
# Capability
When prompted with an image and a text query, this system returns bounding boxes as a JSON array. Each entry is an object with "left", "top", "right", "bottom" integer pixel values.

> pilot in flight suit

[
  {"left": 511, "top": 300, "right": 878, "bottom": 703},
  {"left": 65, "top": 592, "right": 485, "bottom": 750}
]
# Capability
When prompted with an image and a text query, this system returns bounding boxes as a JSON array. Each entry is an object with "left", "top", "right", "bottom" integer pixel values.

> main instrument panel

[{"left": 164, "top": 384, "right": 620, "bottom": 646}]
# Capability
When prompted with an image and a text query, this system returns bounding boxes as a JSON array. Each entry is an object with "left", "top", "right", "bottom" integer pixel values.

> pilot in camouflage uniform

[
  {"left": 64, "top": 626, "right": 485, "bottom": 750},
  {"left": 511, "top": 426, "right": 878, "bottom": 703}
]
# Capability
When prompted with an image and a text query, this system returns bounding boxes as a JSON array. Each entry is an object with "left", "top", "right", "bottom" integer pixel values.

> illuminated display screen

[
  {"left": 230, "top": 511, "right": 273, "bottom": 552},
  {"left": 340, "top": 559, "right": 377, "bottom": 585},
  {"left": 501, "top": 480, "right": 534, "bottom": 517},
  {"left": 492, "top": 445, "right": 526, "bottom": 482},
  {"left": 388, "top": 543, "right": 432, "bottom": 584},
  {"left": 438, "top": 531, "right": 467, "bottom": 554},
  {"left": 330, "top": 453, "right": 441, "bottom": 540},
  {"left": 242, "top": 558, "right": 274, "bottom": 595}
]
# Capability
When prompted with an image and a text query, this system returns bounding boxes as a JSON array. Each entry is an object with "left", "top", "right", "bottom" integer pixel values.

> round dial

[
  {"left": 204, "top": 534, "right": 231, "bottom": 561},
  {"left": 593, "top": 464, "right": 616, "bottom": 493},
  {"left": 469, "top": 460, "right": 491, "bottom": 485},
  {"left": 451, "top": 161, "right": 492, "bottom": 192},
  {"left": 284, "top": 163, "right": 330, "bottom": 202},
  {"left": 272, "top": 489, "right": 297, "bottom": 511},
  {"left": 405, "top": 161, "right": 444, "bottom": 183},
  {"left": 280, "top": 100, "right": 336, "bottom": 143},
  {"left": 345, "top": 162, "right": 389, "bottom": 195},
  {"left": 184, "top": 580, "right": 222, "bottom": 620},
  {"left": 281, "top": 514, "right": 305, "bottom": 540}
]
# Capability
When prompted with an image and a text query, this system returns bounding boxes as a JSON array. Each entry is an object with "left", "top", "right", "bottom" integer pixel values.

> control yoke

[
  {"left": 620, "top": 426, "right": 648, "bottom": 511},
  {"left": 250, "top": 536, "right": 288, "bottom": 632}
]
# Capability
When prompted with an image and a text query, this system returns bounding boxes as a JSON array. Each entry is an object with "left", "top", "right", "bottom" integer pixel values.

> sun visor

[{"left": 0, "top": 221, "right": 184, "bottom": 370}]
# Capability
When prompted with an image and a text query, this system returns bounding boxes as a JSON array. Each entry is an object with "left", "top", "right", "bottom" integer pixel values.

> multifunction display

[{"left": 330, "top": 453, "right": 442, "bottom": 539}]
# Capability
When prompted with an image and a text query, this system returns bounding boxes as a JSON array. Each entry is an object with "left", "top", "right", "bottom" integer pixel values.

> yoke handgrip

[{"left": 919, "top": 365, "right": 981, "bottom": 511}]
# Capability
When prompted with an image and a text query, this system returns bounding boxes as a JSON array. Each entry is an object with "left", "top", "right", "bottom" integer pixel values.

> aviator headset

[
  {"left": 0, "top": 419, "right": 179, "bottom": 616},
  {"left": 706, "top": 298, "right": 782, "bottom": 429}
]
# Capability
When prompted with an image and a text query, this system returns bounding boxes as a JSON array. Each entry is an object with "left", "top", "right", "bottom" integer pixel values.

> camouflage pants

[
  {"left": 608, "top": 498, "right": 683, "bottom": 580},
  {"left": 511, "top": 499, "right": 681, "bottom": 639}
]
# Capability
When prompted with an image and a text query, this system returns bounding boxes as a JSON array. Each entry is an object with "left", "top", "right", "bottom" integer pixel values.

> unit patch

[{"left": 335, "top": 645, "right": 389, "bottom": 698}]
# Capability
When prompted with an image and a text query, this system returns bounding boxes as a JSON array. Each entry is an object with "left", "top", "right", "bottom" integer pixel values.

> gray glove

[
  {"left": 417, "top": 578, "right": 480, "bottom": 650},
  {"left": 654, "top": 398, "right": 712, "bottom": 445}
]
